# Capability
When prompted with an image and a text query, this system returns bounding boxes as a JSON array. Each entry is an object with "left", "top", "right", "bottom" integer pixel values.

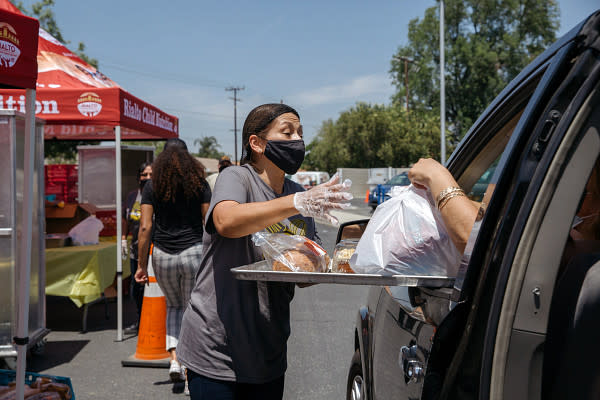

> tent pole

[
  {"left": 115, "top": 126, "right": 123, "bottom": 341},
  {"left": 15, "top": 89, "right": 36, "bottom": 400}
]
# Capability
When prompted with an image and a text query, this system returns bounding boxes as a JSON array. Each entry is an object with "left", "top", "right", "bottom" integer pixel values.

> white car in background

[{"left": 288, "top": 171, "right": 330, "bottom": 189}]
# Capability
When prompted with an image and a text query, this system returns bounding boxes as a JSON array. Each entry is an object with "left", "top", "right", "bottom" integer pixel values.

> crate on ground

[{"left": 0, "top": 369, "right": 75, "bottom": 399}]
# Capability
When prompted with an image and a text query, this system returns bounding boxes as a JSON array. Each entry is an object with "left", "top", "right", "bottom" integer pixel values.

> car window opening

[{"left": 559, "top": 155, "right": 600, "bottom": 276}]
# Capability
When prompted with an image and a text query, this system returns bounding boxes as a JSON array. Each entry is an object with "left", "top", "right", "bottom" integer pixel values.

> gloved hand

[
  {"left": 121, "top": 238, "right": 129, "bottom": 260},
  {"left": 293, "top": 174, "right": 353, "bottom": 225}
]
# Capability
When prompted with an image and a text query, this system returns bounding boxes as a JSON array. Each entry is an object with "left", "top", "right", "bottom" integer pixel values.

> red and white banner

[
  {"left": 0, "top": 0, "right": 39, "bottom": 89},
  {"left": 0, "top": 88, "right": 178, "bottom": 139}
]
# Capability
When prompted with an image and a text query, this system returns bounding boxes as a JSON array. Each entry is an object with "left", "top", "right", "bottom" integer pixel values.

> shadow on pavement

[
  {"left": 27, "top": 339, "right": 89, "bottom": 372},
  {"left": 152, "top": 379, "right": 185, "bottom": 394},
  {"left": 45, "top": 294, "right": 139, "bottom": 333}
]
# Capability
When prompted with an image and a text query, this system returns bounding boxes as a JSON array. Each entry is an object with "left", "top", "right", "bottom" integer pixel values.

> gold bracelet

[
  {"left": 436, "top": 186, "right": 463, "bottom": 209},
  {"left": 438, "top": 190, "right": 466, "bottom": 211}
]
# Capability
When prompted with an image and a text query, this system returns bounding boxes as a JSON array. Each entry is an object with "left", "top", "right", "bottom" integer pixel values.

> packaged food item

[
  {"left": 252, "top": 232, "right": 330, "bottom": 273},
  {"left": 331, "top": 239, "right": 358, "bottom": 273}
]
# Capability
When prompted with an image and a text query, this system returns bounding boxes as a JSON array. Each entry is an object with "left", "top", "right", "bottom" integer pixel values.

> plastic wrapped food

[
  {"left": 252, "top": 232, "right": 330, "bottom": 273},
  {"left": 331, "top": 239, "right": 358, "bottom": 273}
]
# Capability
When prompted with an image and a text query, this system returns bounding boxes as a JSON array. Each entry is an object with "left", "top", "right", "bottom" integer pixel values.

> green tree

[
  {"left": 194, "top": 136, "right": 226, "bottom": 159},
  {"left": 304, "top": 102, "right": 443, "bottom": 172},
  {"left": 390, "top": 0, "right": 559, "bottom": 143}
]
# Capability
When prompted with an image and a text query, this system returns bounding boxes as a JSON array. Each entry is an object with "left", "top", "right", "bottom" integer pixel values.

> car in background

[
  {"left": 343, "top": 10, "right": 600, "bottom": 400},
  {"left": 368, "top": 172, "right": 411, "bottom": 210},
  {"left": 466, "top": 164, "right": 496, "bottom": 201},
  {"left": 288, "top": 171, "right": 330, "bottom": 189}
]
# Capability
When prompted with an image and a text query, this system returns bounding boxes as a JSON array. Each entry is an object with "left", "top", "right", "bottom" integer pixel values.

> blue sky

[{"left": 24, "top": 1, "right": 600, "bottom": 159}]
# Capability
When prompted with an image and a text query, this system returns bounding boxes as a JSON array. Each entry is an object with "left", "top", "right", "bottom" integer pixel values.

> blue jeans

[{"left": 187, "top": 369, "right": 284, "bottom": 400}]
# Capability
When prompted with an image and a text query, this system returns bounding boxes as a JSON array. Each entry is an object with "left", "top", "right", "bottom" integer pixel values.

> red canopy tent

[
  {"left": 0, "top": 11, "right": 179, "bottom": 140},
  {"left": 0, "top": 0, "right": 180, "bottom": 342},
  {"left": 0, "top": 1, "right": 40, "bottom": 399}
]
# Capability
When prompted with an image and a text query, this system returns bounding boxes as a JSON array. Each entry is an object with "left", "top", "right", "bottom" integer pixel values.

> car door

[
  {"left": 484, "top": 36, "right": 600, "bottom": 400},
  {"left": 365, "top": 15, "right": 579, "bottom": 397},
  {"left": 371, "top": 286, "right": 452, "bottom": 400},
  {"left": 429, "top": 12, "right": 600, "bottom": 400},
  {"left": 367, "top": 70, "right": 540, "bottom": 399}
]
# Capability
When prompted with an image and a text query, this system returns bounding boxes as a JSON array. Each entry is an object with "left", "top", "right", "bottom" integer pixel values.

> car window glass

[
  {"left": 387, "top": 173, "right": 410, "bottom": 186},
  {"left": 456, "top": 109, "right": 523, "bottom": 202},
  {"left": 451, "top": 108, "right": 526, "bottom": 288}
]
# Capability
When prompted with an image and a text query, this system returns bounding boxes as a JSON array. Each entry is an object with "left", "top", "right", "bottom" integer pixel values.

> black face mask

[
  {"left": 264, "top": 139, "right": 305, "bottom": 175},
  {"left": 139, "top": 179, "right": 149, "bottom": 191}
]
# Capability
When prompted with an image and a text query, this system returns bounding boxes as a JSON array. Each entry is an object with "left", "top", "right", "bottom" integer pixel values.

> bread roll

[{"left": 272, "top": 249, "right": 321, "bottom": 272}]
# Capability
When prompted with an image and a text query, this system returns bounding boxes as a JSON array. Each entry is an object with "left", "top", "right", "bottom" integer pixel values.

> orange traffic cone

[
  {"left": 122, "top": 253, "right": 171, "bottom": 367},
  {"left": 364, "top": 189, "right": 370, "bottom": 203}
]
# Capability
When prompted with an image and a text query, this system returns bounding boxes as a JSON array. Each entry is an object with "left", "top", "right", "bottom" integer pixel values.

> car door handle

[{"left": 400, "top": 345, "right": 424, "bottom": 384}]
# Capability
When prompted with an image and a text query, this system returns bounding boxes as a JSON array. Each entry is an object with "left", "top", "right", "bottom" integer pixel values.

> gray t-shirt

[{"left": 177, "top": 164, "right": 319, "bottom": 384}]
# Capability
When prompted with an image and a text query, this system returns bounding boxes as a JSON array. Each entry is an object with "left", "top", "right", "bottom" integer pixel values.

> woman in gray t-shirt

[{"left": 177, "top": 103, "right": 352, "bottom": 399}]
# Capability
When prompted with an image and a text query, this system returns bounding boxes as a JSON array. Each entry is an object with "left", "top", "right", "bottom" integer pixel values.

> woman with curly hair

[{"left": 135, "top": 138, "right": 211, "bottom": 384}]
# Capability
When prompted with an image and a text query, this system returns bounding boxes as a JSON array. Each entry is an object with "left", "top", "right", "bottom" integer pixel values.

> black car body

[{"left": 345, "top": 11, "right": 600, "bottom": 400}]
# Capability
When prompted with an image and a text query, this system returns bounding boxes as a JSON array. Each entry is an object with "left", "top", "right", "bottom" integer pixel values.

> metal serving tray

[{"left": 231, "top": 260, "right": 455, "bottom": 287}]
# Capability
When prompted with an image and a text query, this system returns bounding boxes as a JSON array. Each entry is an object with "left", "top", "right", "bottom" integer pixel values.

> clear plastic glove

[
  {"left": 294, "top": 174, "right": 353, "bottom": 225},
  {"left": 121, "top": 238, "right": 129, "bottom": 260}
]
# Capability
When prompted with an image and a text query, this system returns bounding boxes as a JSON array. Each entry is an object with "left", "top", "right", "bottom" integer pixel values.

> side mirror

[{"left": 336, "top": 219, "right": 370, "bottom": 244}]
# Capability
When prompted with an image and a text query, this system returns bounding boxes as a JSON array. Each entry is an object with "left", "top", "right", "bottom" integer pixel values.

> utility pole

[
  {"left": 396, "top": 56, "right": 414, "bottom": 111},
  {"left": 226, "top": 86, "right": 244, "bottom": 164},
  {"left": 440, "top": 0, "right": 446, "bottom": 164}
]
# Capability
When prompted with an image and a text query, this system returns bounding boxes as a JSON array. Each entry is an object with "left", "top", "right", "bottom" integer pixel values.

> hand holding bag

[{"left": 350, "top": 185, "right": 461, "bottom": 276}]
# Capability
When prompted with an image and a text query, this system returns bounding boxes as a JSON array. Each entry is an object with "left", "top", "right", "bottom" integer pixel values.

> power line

[
  {"left": 225, "top": 86, "right": 244, "bottom": 164},
  {"left": 100, "top": 61, "right": 230, "bottom": 89},
  {"left": 160, "top": 107, "right": 231, "bottom": 119}
]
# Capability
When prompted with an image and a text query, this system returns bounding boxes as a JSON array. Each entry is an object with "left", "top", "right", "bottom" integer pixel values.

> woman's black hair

[
  {"left": 152, "top": 140, "right": 207, "bottom": 203},
  {"left": 164, "top": 138, "right": 188, "bottom": 151},
  {"left": 240, "top": 103, "right": 299, "bottom": 165},
  {"left": 136, "top": 161, "right": 152, "bottom": 181}
]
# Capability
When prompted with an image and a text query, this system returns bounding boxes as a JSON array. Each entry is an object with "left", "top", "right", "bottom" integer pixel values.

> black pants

[
  {"left": 187, "top": 369, "right": 284, "bottom": 400},
  {"left": 130, "top": 258, "right": 144, "bottom": 320}
]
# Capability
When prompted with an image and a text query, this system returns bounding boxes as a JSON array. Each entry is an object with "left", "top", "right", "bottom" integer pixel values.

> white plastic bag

[
  {"left": 350, "top": 185, "right": 461, "bottom": 276},
  {"left": 68, "top": 215, "right": 104, "bottom": 246}
]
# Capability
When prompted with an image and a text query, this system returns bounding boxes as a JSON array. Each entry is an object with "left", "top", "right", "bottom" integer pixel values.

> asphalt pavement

[{"left": 25, "top": 201, "right": 373, "bottom": 399}]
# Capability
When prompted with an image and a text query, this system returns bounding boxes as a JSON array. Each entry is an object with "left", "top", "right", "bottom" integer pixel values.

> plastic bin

[{"left": 0, "top": 369, "right": 75, "bottom": 399}]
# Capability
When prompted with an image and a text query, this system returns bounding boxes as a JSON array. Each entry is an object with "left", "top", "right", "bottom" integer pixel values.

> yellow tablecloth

[{"left": 45, "top": 242, "right": 130, "bottom": 307}]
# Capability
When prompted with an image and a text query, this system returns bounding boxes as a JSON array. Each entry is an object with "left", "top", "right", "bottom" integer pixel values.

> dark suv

[{"left": 343, "top": 11, "right": 600, "bottom": 400}]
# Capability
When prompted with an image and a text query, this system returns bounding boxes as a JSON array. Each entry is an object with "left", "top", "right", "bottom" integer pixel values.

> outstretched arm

[
  {"left": 409, "top": 158, "right": 479, "bottom": 253},
  {"left": 213, "top": 175, "right": 353, "bottom": 238}
]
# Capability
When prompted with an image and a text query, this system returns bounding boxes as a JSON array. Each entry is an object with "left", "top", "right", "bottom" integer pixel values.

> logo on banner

[
  {"left": 0, "top": 23, "right": 21, "bottom": 68},
  {"left": 77, "top": 92, "right": 102, "bottom": 117}
]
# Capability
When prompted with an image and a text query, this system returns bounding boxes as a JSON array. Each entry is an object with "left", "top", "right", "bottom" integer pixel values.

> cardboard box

[
  {"left": 45, "top": 203, "right": 99, "bottom": 235},
  {"left": 45, "top": 233, "right": 72, "bottom": 248}
]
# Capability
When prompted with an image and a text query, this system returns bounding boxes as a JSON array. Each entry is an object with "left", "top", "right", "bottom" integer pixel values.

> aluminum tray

[{"left": 231, "top": 260, "right": 455, "bottom": 287}]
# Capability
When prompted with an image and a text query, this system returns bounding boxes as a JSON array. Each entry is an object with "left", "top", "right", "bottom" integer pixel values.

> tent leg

[
  {"left": 115, "top": 126, "right": 123, "bottom": 341},
  {"left": 15, "top": 89, "right": 36, "bottom": 400}
]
